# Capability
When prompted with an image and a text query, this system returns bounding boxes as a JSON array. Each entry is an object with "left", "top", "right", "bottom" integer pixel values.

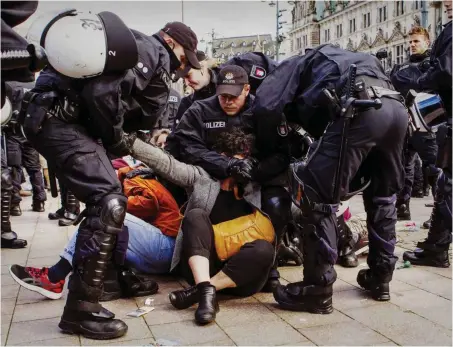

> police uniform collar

[
  {"left": 444, "top": 20, "right": 452, "bottom": 27},
  {"left": 152, "top": 34, "right": 181, "bottom": 73}
]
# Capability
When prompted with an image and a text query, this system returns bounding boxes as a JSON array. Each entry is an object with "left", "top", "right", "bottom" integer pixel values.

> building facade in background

[
  {"left": 212, "top": 34, "right": 276, "bottom": 63},
  {"left": 289, "top": 0, "right": 446, "bottom": 69}
]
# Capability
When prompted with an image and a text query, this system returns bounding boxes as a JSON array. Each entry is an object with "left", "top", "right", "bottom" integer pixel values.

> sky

[{"left": 15, "top": 0, "right": 294, "bottom": 52}]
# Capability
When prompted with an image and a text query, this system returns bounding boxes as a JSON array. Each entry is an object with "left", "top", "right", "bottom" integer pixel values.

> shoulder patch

[{"left": 250, "top": 65, "right": 267, "bottom": 80}]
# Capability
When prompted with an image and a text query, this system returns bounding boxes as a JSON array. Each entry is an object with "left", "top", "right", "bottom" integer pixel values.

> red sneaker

[{"left": 9, "top": 265, "right": 64, "bottom": 300}]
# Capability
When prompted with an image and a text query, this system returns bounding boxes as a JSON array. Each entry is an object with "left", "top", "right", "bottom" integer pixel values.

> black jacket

[
  {"left": 156, "top": 88, "right": 181, "bottom": 130},
  {"left": 33, "top": 30, "right": 178, "bottom": 147},
  {"left": 166, "top": 94, "right": 289, "bottom": 182},
  {"left": 390, "top": 50, "right": 430, "bottom": 97},
  {"left": 253, "top": 44, "right": 389, "bottom": 150}
]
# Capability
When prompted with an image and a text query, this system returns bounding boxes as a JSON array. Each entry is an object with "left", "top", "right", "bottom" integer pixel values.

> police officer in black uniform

[
  {"left": 157, "top": 87, "right": 181, "bottom": 130},
  {"left": 403, "top": 0, "right": 452, "bottom": 268},
  {"left": 390, "top": 26, "right": 441, "bottom": 220},
  {"left": 1, "top": 0, "right": 43, "bottom": 249},
  {"left": 253, "top": 44, "right": 408, "bottom": 312},
  {"left": 3, "top": 82, "right": 47, "bottom": 215},
  {"left": 23, "top": 15, "right": 200, "bottom": 339}
]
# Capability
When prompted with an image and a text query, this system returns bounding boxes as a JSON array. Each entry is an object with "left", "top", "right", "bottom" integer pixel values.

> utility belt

[
  {"left": 342, "top": 75, "right": 403, "bottom": 105},
  {"left": 20, "top": 91, "right": 81, "bottom": 136}
]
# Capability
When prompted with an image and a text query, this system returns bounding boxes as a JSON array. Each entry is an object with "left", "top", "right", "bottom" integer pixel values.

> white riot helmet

[{"left": 26, "top": 9, "right": 138, "bottom": 79}]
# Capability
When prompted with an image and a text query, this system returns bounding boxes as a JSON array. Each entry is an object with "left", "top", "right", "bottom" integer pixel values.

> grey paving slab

[
  {"left": 389, "top": 289, "right": 452, "bottom": 329},
  {"left": 8, "top": 336, "right": 80, "bottom": 346},
  {"left": 1, "top": 275, "right": 16, "bottom": 287},
  {"left": 1, "top": 249, "right": 29, "bottom": 266},
  {"left": 273, "top": 308, "right": 353, "bottom": 329},
  {"left": 196, "top": 338, "right": 236, "bottom": 346},
  {"left": 80, "top": 318, "right": 152, "bottom": 346},
  {"left": 215, "top": 302, "right": 281, "bottom": 328},
  {"left": 299, "top": 320, "right": 390, "bottom": 346},
  {"left": 135, "top": 282, "right": 183, "bottom": 307},
  {"left": 1, "top": 299, "right": 15, "bottom": 317},
  {"left": 222, "top": 318, "right": 308, "bottom": 346},
  {"left": 16, "top": 285, "right": 56, "bottom": 305},
  {"left": 7, "top": 317, "right": 63, "bottom": 345},
  {"left": 424, "top": 265, "right": 453, "bottom": 279},
  {"left": 1, "top": 285, "right": 19, "bottom": 300},
  {"left": 144, "top": 303, "right": 196, "bottom": 326},
  {"left": 150, "top": 320, "right": 229, "bottom": 346},
  {"left": 100, "top": 298, "right": 139, "bottom": 321},
  {"left": 26, "top": 256, "right": 61, "bottom": 268},
  {"left": 102, "top": 338, "right": 157, "bottom": 346},
  {"left": 1, "top": 324, "right": 10, "bottom": 346},
  {"left": 332, "top": 288, "right": 389, "bottom": 311},
  {"left": 344, "top": 303, "right": 452, "bottom": 346},
  {"left": 12, "top": 300, "right": 66, "bottom": 323}
]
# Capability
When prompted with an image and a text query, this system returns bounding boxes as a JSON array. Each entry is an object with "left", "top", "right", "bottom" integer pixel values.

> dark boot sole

[
  {"left": 276, "top": 299, "right": 333, "bottom": 314},
  {"left": 10, "top": 211, "right": 22, "bottom": 217},
  {"left": 402, "top": 257, "right": 450, "bottom": 268},
  {"left": 2, "top": 240, "right": 27, "bottom": 249},
  {"left": 195, "top": 304, "right": 219, "bottom": 325},
  {"left": 357, "top": 278, "right": 391, "bottom": 301},
  {"left": 59, "top": 320, "right": 128, "bottom": 340},
  {"left": 100, "top": 292, "right": 122, "bottom": 302}
]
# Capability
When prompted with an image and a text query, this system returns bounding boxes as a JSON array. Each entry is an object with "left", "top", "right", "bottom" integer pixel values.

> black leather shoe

[
  {"left": 32, "top": 201, "right": 45, "bottom": 212},
  {"left": 10, "top": 204, "right": 22, "bottom": 216},
  {"left": 169, "top": 286, "right": 198, "bottom": 309},
  {"left": 1, "top": 230, "right": 27, "bottom": 249},
  {"left": 261, "top": 268, "right": 281, "bottom": 293},
  {"left": 396, "top": 201, "right": 411, "bottom": 221},
  {"left": 195, "top": 284, "right": 219, "bottom": 325},
  {"left": 422, "top": 218, "right": 432, "bottom": 229},
  {"left": 338, "top": 252, "right": 359, "bottom": 268},
  {"left": 357, "top": 269, "right": 390, "bottom": 301},
  {"left": 48, "top": 207, "right": 65, "bottom": 220},
  {"left": 119, "top": 269, "right": 159, "bottom": 298},
  {"left": 403, "top": 249, "right": 450, "bottom": 268},
  {"left": 59, "top": 307, "right": 128, "bottom": 340},
  {"left": 273, "top": 281, "right": 333, "bottom": 314}
]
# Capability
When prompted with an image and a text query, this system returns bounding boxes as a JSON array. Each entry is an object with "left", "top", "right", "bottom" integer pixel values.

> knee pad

[{"left": 99, "top": 194, "right": 127, "bottom": 232}]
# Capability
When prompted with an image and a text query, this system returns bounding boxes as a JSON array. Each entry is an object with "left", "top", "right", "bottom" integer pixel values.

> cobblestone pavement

[{"left": 1, "top": 195, "right": 451, "bottom": 346}]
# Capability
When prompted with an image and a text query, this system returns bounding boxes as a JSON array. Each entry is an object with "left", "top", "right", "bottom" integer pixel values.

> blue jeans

[{"left": 62, "top": 213, "right": 176, "bottom": 274}]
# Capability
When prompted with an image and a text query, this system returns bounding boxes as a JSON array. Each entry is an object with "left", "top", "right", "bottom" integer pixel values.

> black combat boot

[
  {"left": 195, "top": 283, "right": 219, "bottom": 325},
  {"left": 357, "top": 269, "right": 391, "bottom": 301},
  {"left": 48, "top": 207, "right": 65, "bottom": 220},
  {"left": 403, "top": 248, "right": 449, "bottom": 268},
  {"left": 118, "top": 268, "right": 159, "bottom": 298},
  {"left": 261, "top": 267, "right": 281, "bottom": 293},
  {"left": 32, "top": 200, "right": 45, "bottom": 212},
  {"left": 169, "top": 286, "right": 199, "bottom": 309},
  {"left": 58, "top": 197, "right": 128, "bottom": 339},
  {"left": 10, "top": 203, "right": 22, "bottom": 216},
  {"left": 396, "top": 199, "right": 411, "bottom": 220},
  {"left": 1, "top": 171, "right": 27, "bottom": 249},
  {"left": 100, "top": 264, "right": 122, "bottom": 302},
  {"left": 59, "top": 191, "right": 80, "bottom": 227},
  {"left": 422, "top": 217, "right": 432, "bottom": 229}
]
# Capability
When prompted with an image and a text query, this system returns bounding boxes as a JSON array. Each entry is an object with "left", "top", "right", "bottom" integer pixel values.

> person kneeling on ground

[
  {"left": 9, "top": 163, "right": 183, "bottom": 301},
  {"left": 127, "top": 127, "right": 275, "bottom": 325}
]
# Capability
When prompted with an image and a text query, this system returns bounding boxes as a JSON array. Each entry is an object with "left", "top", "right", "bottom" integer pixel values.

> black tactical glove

[
  {"left": 125, "top": 168, "right": 155, "bottom": 180},
  {"left": 227, "top": 158, "right": 257, "bottom": 184},
  {"left": 108, "top": 131, "right": 137, "bottom": 157}
]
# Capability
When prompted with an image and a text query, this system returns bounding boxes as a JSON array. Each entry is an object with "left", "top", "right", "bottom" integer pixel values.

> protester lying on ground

[
  {"left": 9, "top": 163, "right": 182, "bottom": 301},
  {"left": 151, "top": 128, "right": 171, "bottom": 148},
  {"left": 128, "top": 127, "right": 275, "bottom": 325}
]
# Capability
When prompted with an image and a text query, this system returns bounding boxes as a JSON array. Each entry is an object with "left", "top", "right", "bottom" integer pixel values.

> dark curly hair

[{"left": 213, "top": 127, "right": 255, "bottom": 157}]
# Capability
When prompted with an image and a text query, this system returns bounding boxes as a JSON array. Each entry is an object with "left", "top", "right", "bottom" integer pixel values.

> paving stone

[
  {"left": 135, "top": 282, "right": 183, "bottom": 307},
  {"left": 1, "top": 266, "right": 10, "bottom": 275},
  {"left": 2, "top": 314, "right": 12, "bottom": 326},
  {"left": 100, "top": 298, "right": 138, "bottom": 321},
  {"left": 223, "top": 318, "right": 308, "bottom": 346},
  {"left": 215, "top": 302, "right": 280, "bottom": 328},
  {"left": 13, "top": 300, "right": 66, "bottom": 322},
  {"left": 389, "top": 289, "right": 452, "bottom": 329},
  {"left": 102, "top": 338, "right": 156, "bottom": 346},
  {"left": 1, "top": 285, "right": 19, "bottom": 299},
  {"left": 150, "top": 320, "right": 229, "bottom": 345},
  {"left": 410, "top": 277, "right": 452, "bottom": 300},
  {"left": 252, "top": 292, "right": 275, "bottom": 305},
  {"left": 422, "top": 266, "right": 453, "bottom": 279},
  {"left": 1, "top": 324, "right": 10, "bottom": 346},
  {"left": 7, "top": 317, "right": 63, "bottom": 345},
  {"left": 333, "top": 278, "right": 357, "bottom": 292},
  {"left": 28, "top": 246, "right": 63, "bottom": 259},
  {"left": 8, "top": 336, "right": 80, "bottom": 346},
  {"left": 16, "top": 285, "right": 56, "bottom": 304},
  {"left": 344, "top": 303, "right": 452, "bottom": 346},
  {"left": 274, "top": 308, "right": 353, "bottom": 329},
  {"left": 196, "top": 338, "right": 236, "bottom": 346},
  {"left": 1, "top": 274, "right": 17, "bottom": 286},
  {"left": 1, "top": 249, "right": 29, "bottom": 266},
  {"left": 144, "top": 303, "right": 196, "bottom": 326},
  {"left": 1, "top": 299, "right": 15, "bottom": 317},
  {"left": 333, "top": 288, "right": 389, "bottom": 311},
  {"left": 81, "top": 318, "right": 152, "bottom": 346},
  {"left": 299, "top": 320, "right": 389, "bottom": 346}
]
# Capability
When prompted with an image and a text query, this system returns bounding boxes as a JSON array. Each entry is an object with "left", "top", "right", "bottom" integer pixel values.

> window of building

[
  {"left": 324, "top": 29, "right": 330, "bottom": 43},
  {"left": 415, "top": 1, "right": 419, "bottom": 10},
  {"left": 349, "top": 18, "right": 356, "bottom": 33},
  {"left": 363, "top": 12, "right": 371, "bottom": 28},
  {"left": 378, "top": 6, "right": 387, "bottom": 22},
  {"left": 296, "top": 37, "right": 301, "bottom": 49},
  {"left": 303, "top": 35, "right": 308, "bottom": 47},
  {"left": 396, "top": 1, "right": 405, "bottom": 16},
  {"left": 336, "top": 24, "right": 343, "bottom": 38},
  {"left": 395, "top": 44, "right": 404, "bottom": 64}
]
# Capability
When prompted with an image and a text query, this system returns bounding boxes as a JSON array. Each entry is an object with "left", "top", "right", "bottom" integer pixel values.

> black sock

[
  {"left": 47, "top": 257, "right": 73, "bottom": 283},
  {"left": 196, "top": 281, "right": 211, "bottom": 288}
]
